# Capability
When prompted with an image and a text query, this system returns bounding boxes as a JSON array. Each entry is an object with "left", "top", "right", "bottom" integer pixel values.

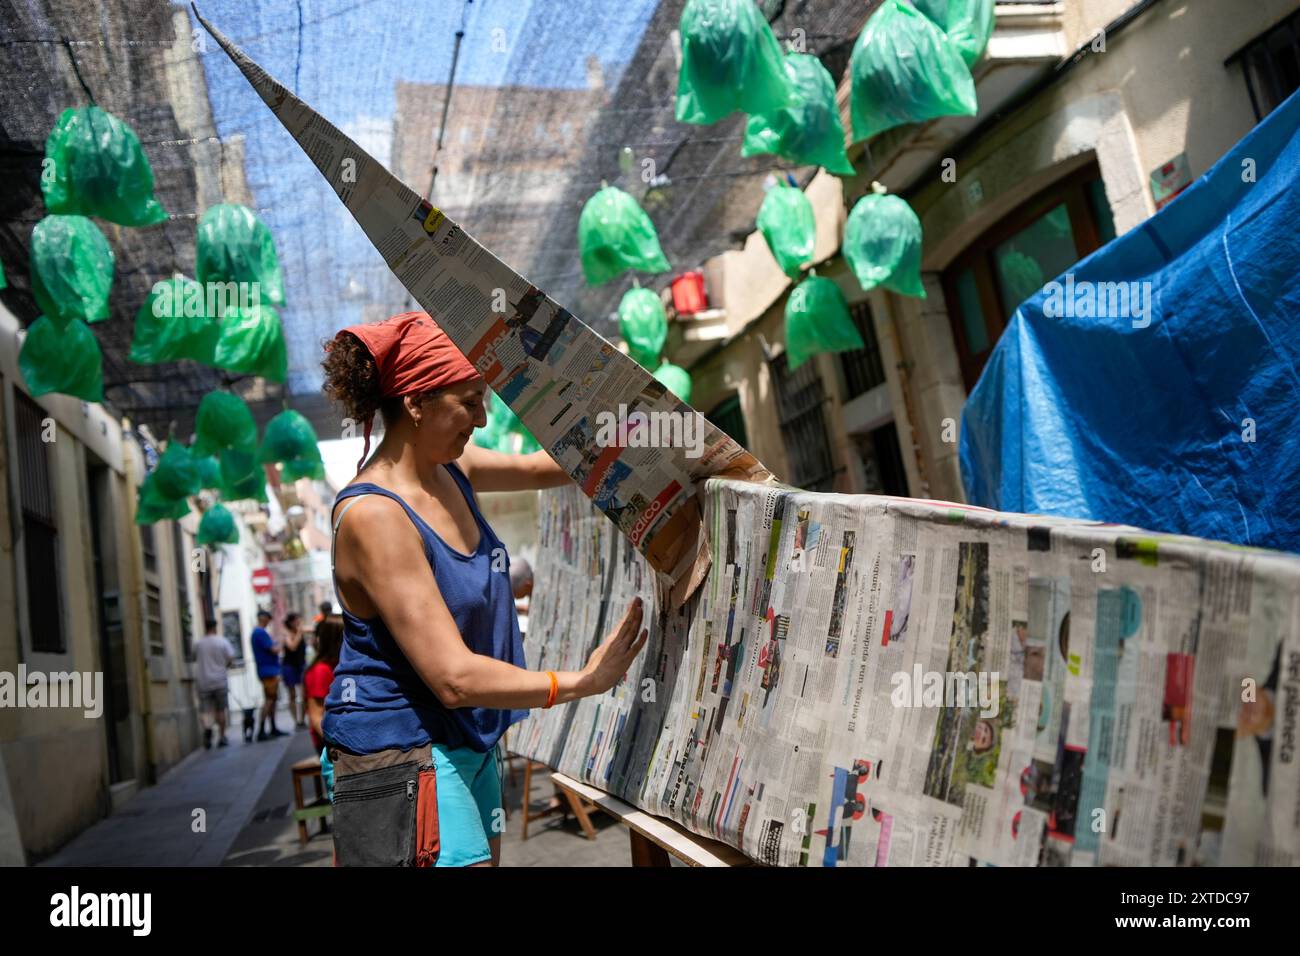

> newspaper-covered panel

[
  {"left": 515, "top": 483, "right": 1300, "bottom": 867},
  {"left": 197, "top": 12, "right": 776, "bottom": 605}
]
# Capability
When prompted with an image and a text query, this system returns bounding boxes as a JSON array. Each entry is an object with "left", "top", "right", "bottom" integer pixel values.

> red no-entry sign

[{"left": 251, "top": 567, "right": 273, "bottom": 593}]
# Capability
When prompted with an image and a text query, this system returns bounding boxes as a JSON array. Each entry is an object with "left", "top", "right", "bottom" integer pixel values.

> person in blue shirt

[{"left": 250, "top": 609, "right": 286, "bottom": 741}]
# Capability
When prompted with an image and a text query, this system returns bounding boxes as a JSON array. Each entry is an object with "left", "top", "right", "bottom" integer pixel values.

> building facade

[{"left": 673, "top": 0, "right": 1300, "bottom": 505}]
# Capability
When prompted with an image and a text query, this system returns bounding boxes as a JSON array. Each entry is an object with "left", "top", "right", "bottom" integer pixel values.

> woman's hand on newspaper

[{"left": 581, "top": 597, "right": 648, "bottom": 695}]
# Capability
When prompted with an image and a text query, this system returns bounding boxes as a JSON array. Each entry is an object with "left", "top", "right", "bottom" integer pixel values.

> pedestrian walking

[
  {"left": 194, "top": 618, "right": 236, "bottom": 749},
  {"left": 281, "top": 612, "right": 308, "bottom": 729},
  {"left": 251, "top": 609, "right": 285, "bottom": 740}
]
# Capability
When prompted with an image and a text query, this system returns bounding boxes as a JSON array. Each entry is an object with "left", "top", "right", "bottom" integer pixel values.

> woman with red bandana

[{"left": 320, "top": 312, "right": 646, "bottom": 867}]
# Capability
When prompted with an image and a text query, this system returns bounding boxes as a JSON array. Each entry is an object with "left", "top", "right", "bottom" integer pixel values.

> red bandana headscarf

[{"left": 335, "top": 311, "right": 480, "bottom": 471}]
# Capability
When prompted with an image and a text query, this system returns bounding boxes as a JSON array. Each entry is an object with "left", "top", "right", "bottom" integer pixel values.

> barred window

[{"left": 14, "top": 392, "right": 64, "bottom": 653}]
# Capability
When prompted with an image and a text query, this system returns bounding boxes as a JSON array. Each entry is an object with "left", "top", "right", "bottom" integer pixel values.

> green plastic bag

[
  {"left": 281, "top": 457, "right": 326, "bottom": 482},
  {"left": 219, "top": 447, "right": 259, "bottom": 486},
  {"left": 42, "top": 106, "right": 168, "bottom": 227},
  {"left": 196, "top": 455, "right": 223, "bottom": 491},
  {"left": 743, "top": 53, "right": 854, "bottom": 175},
  {"left": 676, "top": 0, "right": 790, "bottom": 125},
  {"left": 495, "top": 393, "right": 541, "bottom": 453},
  {"left": 618, "top": 288, "right": 668, "bottom": 369},
  {"left": 843, "top": 192, "right": 927, "bottom": 298},
  {"left": 472, "top": 406, "right": 508, "bottom": 452},
  {"left": 784, "top": 275, "right": 863, "bottom": 370},
  {"left": 30, "top": 215, "right": 114, "bottom": 327},
  {"left": 19, "top": 316, "right": 104, "bottom": 402},
  {"left": 578, "top": 187, "right": 670, "bottom": 286},
  {"left": 912, "top": 0, "right": 995, "bottom": 67},
  {"left": 130, "top": 275, "right": 221, "bottom": 365},
  {"left": 195, "top": 204, "right": 285, "bottom": 308},
  {"left": 135, "top": 474, "right": 190, "bottom": 525},
  {"left": 756, "top": 184, "right": 816, "bottom": 279},
  {"left": 259, "top": 409, "right": 320, "bottom": 465},
  {"left": 850, "top": 0, "right": 977, "bottom": 142},
  {"left": 192, "top": 391, "right": 258, "bottom": 457},
  {"left": 213, "top": 304, "right": 288, "bottom": 383},
  {"left": 652, "top": 361, "right": 693, "bottom": 403},
  {"left": 196, "top": 504, "right": 240, "bottom": 545},
  {"left": 153, "top": 441, "right": 203, "bottom": 500},
  {"left": 220, "top": 466, "right": 268, "bottom": 504}
]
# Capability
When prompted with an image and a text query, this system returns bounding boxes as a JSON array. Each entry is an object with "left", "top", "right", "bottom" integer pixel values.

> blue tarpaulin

[{"left": 961, "top": 88, "right": 1300, "bottom": 553}]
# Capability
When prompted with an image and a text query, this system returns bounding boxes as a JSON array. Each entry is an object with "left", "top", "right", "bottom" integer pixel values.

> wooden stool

[{"left": 291, "top": 756, "right": 331, "bottom": 844}]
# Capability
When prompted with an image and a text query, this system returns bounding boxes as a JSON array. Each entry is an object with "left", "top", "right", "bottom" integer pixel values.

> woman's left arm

[{"left": 458, "top": 443, "right": 571, "bottom": 493}]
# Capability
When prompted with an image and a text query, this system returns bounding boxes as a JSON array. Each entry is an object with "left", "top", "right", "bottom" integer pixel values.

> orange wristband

[{"left": 544, "top": 671, "right": 559, "bottom": 709}]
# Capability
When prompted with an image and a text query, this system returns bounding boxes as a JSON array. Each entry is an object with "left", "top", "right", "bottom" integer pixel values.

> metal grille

[
  {"left": 706, "top": 393, "right": 748, "bottom": 450},
  {"left": 140, "top": 522, "right": 157, "bottom": 575},
  {"left": 172, "top": 521, "right": 193, "bottom": 661},
  {"left": 15, "top": 392, "right": 64, "bottom": 652},
  {"left": 145, "top": 582, "right": 164, "bottom": 657},
  {"left": 769, "top": 352, "right": 836, "bottom": 492},
  {"left": 838, "top": 300, "right": 886, "bottom": 401},
  {"left": 14, "top": 392, "right": 54, "bottom": 520}
]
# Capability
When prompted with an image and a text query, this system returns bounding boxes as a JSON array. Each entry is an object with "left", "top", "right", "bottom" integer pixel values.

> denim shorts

[{"left": 324, "top": 742, "right": 503, "bottom": 867}]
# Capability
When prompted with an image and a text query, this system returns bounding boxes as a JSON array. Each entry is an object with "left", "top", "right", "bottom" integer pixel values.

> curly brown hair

[{"left": 321, "top": 331, "right": 441, "bottom": 426}]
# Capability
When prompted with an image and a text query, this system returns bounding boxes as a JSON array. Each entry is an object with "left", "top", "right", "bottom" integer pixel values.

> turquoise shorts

[{"left": 322, "top": 742, "right": 503, "bottom": 867}]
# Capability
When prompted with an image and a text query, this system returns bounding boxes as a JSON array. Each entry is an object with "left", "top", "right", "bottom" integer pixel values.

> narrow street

[{"left": 41, "top": 705, "right": 631, "bottom": 867}]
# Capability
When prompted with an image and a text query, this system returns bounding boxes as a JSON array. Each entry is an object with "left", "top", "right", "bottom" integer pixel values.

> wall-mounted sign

[
  {"left": 251, "top": 567, "right": 273, "bottom": 593},
  {"left": 1151, "top": 153, "right": 1193, "bottom": 210}
]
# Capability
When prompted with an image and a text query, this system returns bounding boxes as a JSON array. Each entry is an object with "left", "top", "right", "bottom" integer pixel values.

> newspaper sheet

[
  {"left": 197, "top": 11, "right": 776, "bottom": 605},
  {"left": 515, "top": 482, "right": 1300, "bottom": 867}
]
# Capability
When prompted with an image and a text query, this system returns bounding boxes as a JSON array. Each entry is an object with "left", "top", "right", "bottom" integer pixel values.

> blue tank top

[{"left": 322, "top": 463, "right": 527, "bottom": 754}]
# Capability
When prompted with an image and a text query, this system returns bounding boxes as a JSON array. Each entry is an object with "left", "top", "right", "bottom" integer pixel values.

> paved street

[{"left": 41, "top": 705, "right": 631, "bottom": 867}]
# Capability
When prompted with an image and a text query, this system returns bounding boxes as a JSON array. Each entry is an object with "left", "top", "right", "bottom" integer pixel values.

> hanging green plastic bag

[
  {"left": 213, "top": 304, "right": 288, "bottom": 383},
  {"left": 19, "top": 316, "right": 104, "bottom": 402},
  {"left": 30, "top": 215, "right": 114, "bottom": 327},
  {"left": 785, "top": 275, "right": 862, "bottom": 370},
  {"left": 843, "top": 191, "right": 927, "bottom": 297},
  {"left": 281, "top": 458, "right": 326, "bottom": 482},
  {"left": 756, "top": 184, "right": 816, "bottom": 279},
  {"left": 676, "top": 0, "right": 790, "bottom": 125},
  {"left": 495, "top": 392, "right": 541, "bottom": 453},
  {"left": 136, "top": 474, "right": 190, "bottom": 525},
  {"left": 618, "top": 288, "right": 668, "bottom": 369},
  {"left": 42, "top": 106, "right": 168, "bottom": 227},
  {"left": 153, "top": 441, "right": 202, "bottom": 500},
  {"left": 578, "top": 186, "right": 670, "bottom": 286},
  {"left": 196, "top": 455, "right": 223, "bottom": 491},
  {"left": 850, "top": 0, "right": 977, "bottom": 142},
  {"left": 129, "top": 275, "right": 221, "bottom": 365},
  {"left": 652, "top": 361, "right": 693, "bottom": 403},
  {"left": 743, "top": 53, "right": 854, "bottom": 174},
  {"left": 259, "top": 409, "right": 320, "bottom": 465},
  {"left": 192, "top": 390, "right": 258, "bottom": 457},
  {"left": 220, "top": 466, "right": 268, "bottom": 504},
  {"left": 912, "top": 0, "right": 995, "bottom": 67},
  {"left": 195, "top": 204, "right": 285, "bottom": 308},
  {"left": 219, "top": 447, "right": 258, "bottom": 486},
  {"left": 197, "top": 504, "right": 240, "bottom": 545}
]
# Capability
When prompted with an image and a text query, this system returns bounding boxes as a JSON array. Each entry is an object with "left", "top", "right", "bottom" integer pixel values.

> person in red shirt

[{"left": 305, "top": 615, "right": 343, "bottom": 753}]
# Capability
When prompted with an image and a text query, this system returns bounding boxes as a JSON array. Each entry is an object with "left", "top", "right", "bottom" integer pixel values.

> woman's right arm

[{"left": 335, "top": 496, "right": 646, "bottom": 711}]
